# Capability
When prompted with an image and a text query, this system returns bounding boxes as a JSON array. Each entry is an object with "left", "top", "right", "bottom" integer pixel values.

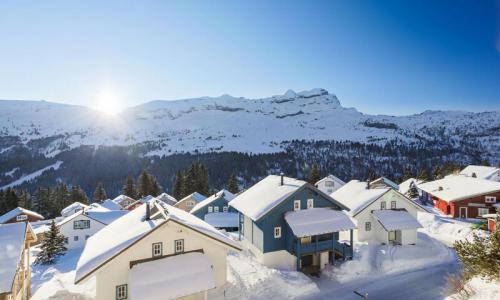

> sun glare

[{"left": 95, "top": 91, "right": 122, "bottom": 115}]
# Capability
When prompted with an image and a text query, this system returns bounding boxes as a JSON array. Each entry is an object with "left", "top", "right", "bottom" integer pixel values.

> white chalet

[
  {"left": 57, "top": 210, "right": 128, "bottom": 249},
  {"left": 459, "top": 165, "right": 500, "bottom": 182},
  {"left": 315, "top": 175, "right": 346, "bottom": 194},
  {"left": 332, "top": 180, "right": 425, "bottom": 245},
  {"left": 75, "top": 198, "right": 241, "bottom": 300}
]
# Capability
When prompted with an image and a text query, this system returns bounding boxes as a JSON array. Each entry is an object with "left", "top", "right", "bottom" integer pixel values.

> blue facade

[{"left": 192, "top": 196, "right": 235, "bottom": 220}]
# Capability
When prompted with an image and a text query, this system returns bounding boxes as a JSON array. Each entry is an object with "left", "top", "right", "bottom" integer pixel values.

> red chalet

[{"left": 418, "top": 176, "right": 500, "bottom": 219}]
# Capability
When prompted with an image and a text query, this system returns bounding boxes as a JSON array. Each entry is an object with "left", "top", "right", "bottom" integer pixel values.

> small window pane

[
  {"left": 208, "top": 206, "right": 213, "bottom": 213},
  {"left": 152, "top": 242, "right": 163, "bottom": 257},
  {"left": 380, "top": 201, "right": 386, "bottom": 210},
  {"left": 214, "top": 206, "right": 219, "bottom": 212},
  {"left": 307, "top": 199, "right": 314, "bottom": 209},
  {"left": 294, "top": 200, "right": 301, "bottom": 211},
  {"left": 74, "top": 236, "right": 78, "bottom": 241},
  {"left": 223, "top": 206, "right": 228, "bottom": 212},
  {"left": 391, "top": 201, "right": 396, "bottom": 209},
  {"left": 365, "top": 222, "right": 371, "bottom": 231},
  {"left": 116, "top": 284, "right": 127, "bottom": 300},
  {"left": 175, "top": 239, "right": 184, "bottom": 253},
  {"left": 274, "top": 227, "right": 281, "bottom": 238}
]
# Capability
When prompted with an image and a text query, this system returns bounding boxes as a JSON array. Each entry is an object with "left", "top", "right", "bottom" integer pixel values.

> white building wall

[
  {"left": 90, "top": 220, "right": 231, "bottom": 300},
  {"left": 351, "top": 190, "right": 420, "bottom": 245},
  {"left": 59, "top": 214, "right": 106, "bottom": 249},
  {"left": 316, "top": 178, "right": 344, "bottom": 194}
]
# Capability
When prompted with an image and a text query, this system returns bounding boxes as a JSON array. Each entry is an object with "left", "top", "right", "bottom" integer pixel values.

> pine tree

[
  {"left": 227, "top": 173, "right": 239, "bottom": 194},
  {"left": 123, "top": 176, "right": 137, "bottom": 199},
  {"left": 33, "top": 187, "right": 50, "bottom": 217},
  {"left": 402, "top": 166, "right": 413, "bottom": 182},
  {"left": 35, "top": 220, "right": 67, "bottom": 264},
  {"left": 454, "top": 230, "right": 500, "bottom": 281},
  {"left": 93, "top": 182, "right": 107, "bottom": 202},
  {"left": 148, "top": 174, "right": 162, "bottom": 197},
  {"left": 308, "top": 163, "right": 321, "bottom": 185},
  {"left": 172, "top": 171, "right": 184, "bottom": 199},
  {"left": 70, "top": 185, "right": 89, "bottom": 204},
  {"left": 18, "top": 190, "right": 31, "bottom": 209},
  {"left": 432, "top": 165, "right": 442, "bottom": 180},
  {"left": 417, "top": 168, "right": 430, "bottom": 181},
  {"left": 408, "top": 182, "right": 419, "bottom": 199},
  {"left": 137, "top": 170, "right": 151, "bottom": 198}
]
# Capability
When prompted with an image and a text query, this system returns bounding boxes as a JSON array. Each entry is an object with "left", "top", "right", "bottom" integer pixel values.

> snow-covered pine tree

[
  {"left": 35, "top": 220, "right": 67, "bottom": 265},
  {"left": 123, "top": 176, "right": 137, "bottom": 199},
  {"left": 408, "top": 182, "right": 419, "bottom": 199}
]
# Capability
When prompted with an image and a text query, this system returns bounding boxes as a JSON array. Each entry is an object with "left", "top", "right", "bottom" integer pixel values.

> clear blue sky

[{"left": 0, "top": 0, "right": 498, "bottom": 115}]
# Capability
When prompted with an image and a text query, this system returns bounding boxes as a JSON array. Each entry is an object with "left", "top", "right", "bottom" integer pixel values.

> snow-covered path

[{"left": 307, "top": 260, "right": 459, "bottom": 300}]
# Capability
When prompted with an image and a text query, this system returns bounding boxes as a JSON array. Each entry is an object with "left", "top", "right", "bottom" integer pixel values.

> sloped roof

[
  {"left": 331, "top": 180, "right": 389, "bottom": 216},
  {"left": 284, "top": 208, "right": 355, "bottom": 238},
  {"left": 156, "top": 193, "right": 177, "bottom": 206},
  {"left": 370, "top": 176, "right": 399, "bottom": 190},
  {"left": 129, "top": 252, "right": 215, "bottom": 300},
  {"left": 75, "top": 198, "right": 240, "bottom": 284},
  {"left": 315, "top": 174, "right": 346, "bottom": 186},
  {"left": 178, "top": 192, "right": 207, "bottom": 204},
  {"left": 372, "top": 210, "right": 422, "bottom": 231},
  {"left": 190, "top": 189, "right": 235, "bottom": 214},
  {"left": 57, "top": 210, "right": 128, "bottom": 227},
  {"left": 418, "top": 175, "right": 500, "bottom": 202},
  {"left": 204, "top": 212, "right": 239, "bottom": 228},
  {"left": 0, "top": 222, "right": 30, "bottom": 294},
  {"left": 112, "top": 195, "right": 135, "bottom": 205},
  {"left": 0, "top": 207, "right": 44, "bottom": 224},
  {"left": 100, "top": 199, "right": 123, "bottom": 211},
  {"left": 460, "top": 165, "right": 500, "bottom": 180},
  {"left": 230, "top": 175, "right": 348, "bottom": 221},
  {"left": 61, "top": 202, "right": 89, "bottom": 216}
]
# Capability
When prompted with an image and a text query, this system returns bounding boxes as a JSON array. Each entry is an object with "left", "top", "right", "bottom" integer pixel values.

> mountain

[{"left": 0, "top": 88, "right": 499, "bottom": 194}]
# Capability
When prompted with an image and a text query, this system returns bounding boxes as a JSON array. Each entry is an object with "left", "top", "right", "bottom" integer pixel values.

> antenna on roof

[{"left": 280, "top": 172, "right": 284, "bottom": 186}]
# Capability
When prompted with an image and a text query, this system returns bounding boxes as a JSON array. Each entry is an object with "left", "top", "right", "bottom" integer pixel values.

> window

[
  {"left": 485, "top": 196, "right": 497, "bottom": 203},
  {"left": 214, "top": 206, "right": 219, "bottom": 212},
  {"left": 116, "top": 284, "right": 127, "bottom": 300},
  {"left": 16, "top": 215, "right": 28, "bottom": 221},
  {"left": 223, "top": 206, "right": 228, "bottom": 212},
  {"left": 187, "top": 201, "right": 194, "bottom": 207},
  {"left": 175, "top": 239, "right": 184, "bottom": 253},
  {"left": 274, "top": 227, "right": 281, "bottom": 238},
  {"left": 152, "top": 242, "right": 163, "bottom": 257},
  {"left": 325, "top": 181, "right": 335, "bottom": 187},
  {"left": 307, "top": 199, "right": 314, "bottom": 209},
  {"left": 294, "top": 200, "right": 301, "bottom": 211},
  {"left": 208, "top": 206, "right": 213, "bottom": 213},
  {"left": 64, "top": 238, "right": 68, "bottom": 244},
  {"left": 365, "top": 222, "right": 371, "bottom": 231},
  {"left": 380, "top": 201, "right": 386, "bottom": 210},
  {"left": 478, "top": 208, "right": 490, "bottom": 216},
  {"left": 74, "top": 236, "right": 79, "bottom": 241},
  {"left": 73, "top": 220, "right": 90, "bottom": 229},
  {"left": 391, "top": 201, "right": 397, "bottom": 209},
  {"left": 327, "top": 189, "right": 333, "bottom": 193},
  {"left": 85, "top": 235, "right": 90, "bottom": 240}
]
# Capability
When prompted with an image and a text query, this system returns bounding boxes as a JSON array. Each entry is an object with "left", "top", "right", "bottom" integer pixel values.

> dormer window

[{"left": 294, "top": 200, "right": 301, "bottom": 211}]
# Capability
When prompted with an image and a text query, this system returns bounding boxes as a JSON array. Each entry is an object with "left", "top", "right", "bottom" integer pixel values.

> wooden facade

[{"left": 428, "top": 190, "right": 500, "bottom": 218}]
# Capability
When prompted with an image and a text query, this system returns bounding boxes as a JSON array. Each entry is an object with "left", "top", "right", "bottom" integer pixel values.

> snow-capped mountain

[{"left": 1, "top": 88, "right": 499, "bottom": 158}]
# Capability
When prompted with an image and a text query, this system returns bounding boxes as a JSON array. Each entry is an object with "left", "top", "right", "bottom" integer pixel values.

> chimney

[
  {"left": 280, "top": 172, "right": 284, "bottom": 186},
  {"left": 145, "top": 202, "right": 151, "bottom": 220},
  {"left": 366, "top": 181, "right": 370, "bottom": 189}
]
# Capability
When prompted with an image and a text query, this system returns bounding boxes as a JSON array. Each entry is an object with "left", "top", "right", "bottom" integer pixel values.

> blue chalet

[
  {"left": 190, "top": 189, "right": 239, "bottom": 231},
  {"left": 229, "top": 174, "right": 355, "bottom": 273}
]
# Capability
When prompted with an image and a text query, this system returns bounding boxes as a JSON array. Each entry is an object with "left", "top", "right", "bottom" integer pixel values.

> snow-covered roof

[
  {"left": 460, "top": 165, "right": 500, "bottom": 180},
  {"left": 315, "top": 174, "right": 346, "bottom": 186},
  {"left": 398, "top": 178, "right": 424, "bottom": 195},
  {"left": 331, "top": 180, "right": 389, "bottom": 216},
  {"left": 284, "top": 208, "right": 356, "bottom": 238},
  {"left": 178, "top": 192, "right": 207, "bottom": 204},
  {"left": 129, "top": 252, "right": 215, "bottom": 300},
  {"left": 100, "top": 199, "right": 123, "bottom": 211},
  {"left": 75, "top": 198, "right": 240, "bottom": 284},
  {"left": 86, "top": 203, "right": 111, "bottom": 212},
  {"left": 0, "top": 222, "right": 28, "bottom": 294},
  {"left": 58, "top": 210, "right": 128, "bottom": 227},
  {"left": 370, "top": 176, "right": 399, "bottom": 190},
  {"left": 0, "top": 207, "right": 44, "bottom": 224},
  {"left": 190, "top": 189, "right": 235, "bottom": 214},
  {"left": 483, "top": 214, "right": 497, "bottom": 219},
  {"left": 156, "top": 193, "right": 177, "bottom": 206},
  {"left": 371, "top": 210, "right": 423, "bottom": 231},
  {"left": 418, "top": 176, "right": 500, "bottom": 202},
  {"left": 229, "top": 175, "right": 306, "bottom": 221},
  {"left": 112, "top": 195, "right": 135, "bottom": 205},
  {"left": 61, "top": 202, "right": 89, "bottom": 216},
  {"left": 204, "top": 212, "right": 239, "bottom": 228}
]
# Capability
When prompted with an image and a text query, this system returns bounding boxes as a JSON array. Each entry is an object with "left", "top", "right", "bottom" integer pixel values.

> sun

[{"left": 95, "top": 91, "right": 122, "bottom": 115}]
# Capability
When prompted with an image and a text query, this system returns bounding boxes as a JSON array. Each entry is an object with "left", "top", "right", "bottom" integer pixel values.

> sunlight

[{"left": 95, "top": 90, "right": 122, "bottom": 115}]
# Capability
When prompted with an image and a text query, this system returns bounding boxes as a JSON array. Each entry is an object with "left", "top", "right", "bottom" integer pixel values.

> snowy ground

[{"left": 29, "top": 210, "right": 497, "bottom": 300}]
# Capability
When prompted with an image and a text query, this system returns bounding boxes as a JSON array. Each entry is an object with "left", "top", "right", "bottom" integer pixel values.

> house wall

[
  {"left": 432, "top": 191, "right": 500, "bottom": 218},
  {"left": 316, "top": 178, "right": 344, "bottom": 194},
  {"left": 3, "top": 214, "right": 43, "bottom": 224},
  {"left": 59, "top": 214, "right": 106, "bottom": 249},
  {"left": 92, "top": 221, "right": 230, "bottom": 300},
  {"left": 175, "top": 197, "right": 198, "bottom": 212},
  {"left": 256, "top": 186, "right": 342, "bottom": 254},
  {"left": 353, "top": 190, "right": 420, "bottom": 245},
  {"left": 192, "top": 197, "right": 235, "bottom": 219}
]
